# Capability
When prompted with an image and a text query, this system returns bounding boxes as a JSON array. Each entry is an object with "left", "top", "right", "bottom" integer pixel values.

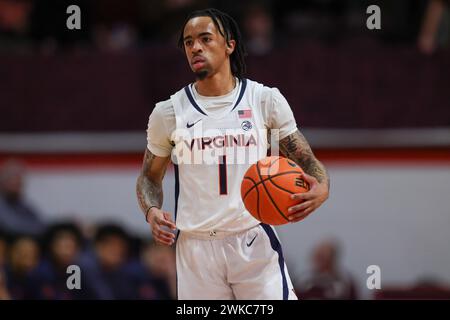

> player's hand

[
  {"left": 287, "top": 173, "right": 329, "bottom": 223},
  {"left": 146, "top": 207, "right": 177, "bottom": 246}
]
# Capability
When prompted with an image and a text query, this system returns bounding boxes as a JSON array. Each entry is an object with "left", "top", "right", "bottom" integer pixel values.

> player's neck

[{"left": 194, "top": 71, "right": 236, "bottom": 97}]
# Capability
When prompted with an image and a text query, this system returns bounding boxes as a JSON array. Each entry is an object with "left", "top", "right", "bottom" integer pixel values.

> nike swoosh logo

[
  {"left": 246, "top": 234, "right": 258, "bottom": 247},
  {"left": 186, "top": 119, "right": 202, "bottom": 128}
]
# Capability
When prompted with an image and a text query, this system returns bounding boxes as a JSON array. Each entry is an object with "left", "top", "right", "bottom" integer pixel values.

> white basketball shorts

[{"left": 176, "top": 223, "right": 298, "bottom": 300}]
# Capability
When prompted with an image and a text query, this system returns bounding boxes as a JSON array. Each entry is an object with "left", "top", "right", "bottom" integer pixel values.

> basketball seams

[
  {"left": 242, "top": 170, "right": 302, "bottom": 200},
  {"left": 267, "top": 176, "right": 296, "bottom": 194},
  {"left": 256, "top": 160, "right": 289, "bottom": 222},
  {"left": 267, "top": 157, "right": 299, "bottom": 195},
  {"left": 267, "top": 156, "right": 281, "bottom": 176},
  {"left": 242, "top": 176, "right": 262, "bottom": 221},
  {"left": 242, "top": 177, "right": 257, "bottom": 201},
  {"left": 243, "top": 176, "right": 258, "bottom": 185},
  {"left": 256, "top": 177, "right": 261, "bottom": 221}
]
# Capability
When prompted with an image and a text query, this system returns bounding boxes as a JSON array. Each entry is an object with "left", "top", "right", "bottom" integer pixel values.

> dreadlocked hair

[{"left": 177, "top": 8, "right": 247, "bottom": 79}]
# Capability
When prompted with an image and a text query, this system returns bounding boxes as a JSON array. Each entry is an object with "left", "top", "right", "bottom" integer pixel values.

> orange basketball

[{"left": 241, "top": 156, "right": 310, "bottom": 225}]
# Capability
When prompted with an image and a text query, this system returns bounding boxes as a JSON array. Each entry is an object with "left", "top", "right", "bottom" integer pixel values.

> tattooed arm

[
  {"left": 279, "top": 129, "right": 330, "bottom": 222},
  {"left": 136, "top": 149, "right": 176, "bottom": 245},
  {"left": 136, "top": 149, "right": 167, "bottom": 213},
  {"left": 279, "top": 130, "right": 329, "bottom": 188}
]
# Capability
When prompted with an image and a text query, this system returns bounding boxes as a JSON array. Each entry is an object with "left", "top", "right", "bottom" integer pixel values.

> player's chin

[{"left": 194, "top": 68, "right": 209, "bottom": 80}]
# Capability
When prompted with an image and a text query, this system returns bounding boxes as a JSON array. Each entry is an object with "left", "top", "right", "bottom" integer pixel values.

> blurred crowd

[
  {"left": 2, "top": 158, "right": 450, "bottom": 300},
  {"left": 0, "top": 160, "right": 176, "bottom": 300},
  {"left": 0, "top": 158, "right": 357, "bottom": 300},
  {"left": 296, "top": 239, "right": 358, "bottom": 299},
  {"left": 0, "top": 223, "right": 177, "bottom": 300},
  {"left": 0, "top": 0, "right": 448, "bottom": 55}
]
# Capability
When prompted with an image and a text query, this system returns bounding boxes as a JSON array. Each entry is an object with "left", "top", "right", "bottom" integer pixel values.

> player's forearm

[
  {"left": 136, "top": 149, "right": 165, "bottom": 216},
  {"left": 279, "top": 130, "right": 330, "bottom": 189},
  {"left": 136, "top": 174, "right": 163, "bottom": 214}
]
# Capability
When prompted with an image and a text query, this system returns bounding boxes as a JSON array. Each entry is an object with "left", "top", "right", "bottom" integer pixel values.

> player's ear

[{"left": 226, "top": 39, "right": 236, "bottom": 56}]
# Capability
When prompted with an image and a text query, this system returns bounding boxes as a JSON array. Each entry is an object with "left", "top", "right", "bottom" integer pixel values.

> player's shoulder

[
  {"left": 244, "top": 77, "right": 264, "bottom": 89},
  {"left": 246, "top": 78, "right": 282, "bottom": 96},
  {"left": 154, "top": 98, "right": 173, "bottom": 110},
  {"left": 152, "top": 98, "right": 174, "bottom": 117}
]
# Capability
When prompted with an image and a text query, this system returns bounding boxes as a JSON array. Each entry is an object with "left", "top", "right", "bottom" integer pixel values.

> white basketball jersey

[{"left": 170, "top": 78, "right": 269, "bottom": 234}]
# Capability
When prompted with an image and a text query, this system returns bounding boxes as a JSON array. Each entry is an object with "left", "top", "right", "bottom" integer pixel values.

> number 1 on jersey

[{"left": 218, "top": 155, "right": 227, "bottom": 195}]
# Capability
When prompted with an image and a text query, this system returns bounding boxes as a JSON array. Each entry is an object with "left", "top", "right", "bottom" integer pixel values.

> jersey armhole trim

[
  {"left": 146, "top": 145, "right": 171, "bottom": 158},
  {"left": 278, "top": 127, "right": 299, "bottom": 141}
]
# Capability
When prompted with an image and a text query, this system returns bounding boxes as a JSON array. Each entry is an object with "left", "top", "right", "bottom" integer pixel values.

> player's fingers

[
  {"left": 152, "top": 228, "right": 175, "bottom": 245},
  {"left": 159, "top": 229, "right": 176, "bottom": 240},
  {"left": 151, "top": 227, "right": 159, "bottom": 239},
  {"left": 152, "top": 225, "right": 175, "bottom": 239},
  {"left": 289, "top": 214, "right": 310, "bottom": 223},
  {"left": 288, "top": 205, "right": 312, "bottom": 220},
  {"left": 289, "top": 207, "right": 314, "bottom": 223},
  {"left": 288, "top": 201, "right": 312, "bottom": 214},
  {"left": 157, "top": 234, "right": 175, "bottom": 245},
  {"left": 154, "top": 236, "right": 174, "bottom": 246},
  {"left": 291, "top": 191, "right": 315, "bottom": 201},
  {"left": 300, "top": 172, "right": 317, "bottom": 185},
  {"left": 155, "top": 215, "right": 176, "bottom": 230},
  {"left": 163, "top": 212, "right": 177, "bottom": 230}
]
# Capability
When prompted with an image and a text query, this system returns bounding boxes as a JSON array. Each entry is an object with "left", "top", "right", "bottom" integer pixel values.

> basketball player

[{"left": 136, "top": 8, "right": 329, "bottom": 300}]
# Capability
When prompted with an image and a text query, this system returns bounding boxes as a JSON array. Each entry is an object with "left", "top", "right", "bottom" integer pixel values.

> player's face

[{"left": 182, "top": 16, "right": 234, "bottom": 80}]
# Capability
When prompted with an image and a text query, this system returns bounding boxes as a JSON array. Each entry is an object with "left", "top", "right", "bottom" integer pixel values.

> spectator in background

[
  {"left": 91, "top": 0, "right": 139, "bottom": 51},
  {"left": 0, "top": 0, "right": 33, "bottom": 53},
  {"left": 137, "top": 0, "right": 209, "bottom": 44},
  {"left": 130, "top": 240, "right": 175, "bottom": 300},
  {"left": 82, "top": 224, "right": 135, "bottom": 299},
  {"left": 28, "top": 0, "right": 93, "bottom": 53},
  {"left": 0, "top": 159, "right": 45, "bottom": 238},
  {"left": 296, "top": 238, "right": 357, "bottom": 299},
  {"left": 4, "top": 236, "right": 40, "bottom": 299},
  {"left": 0, "top": 232, "right": 7, "bottom": 271},
  {"left": 0, "top": 232, "right": 11, "bottom": 300},
  {"left": 242, "top": 3, "right": 275, "bottom": 56},
  {"left": 0, "top": 269, "right": 11, "bottom": 300},
  {"left": 272, "top": 0, "right": 348, "bottom": 43},
  {"left": 418, "top": 0, "right": 449, "bottom": 54},
  {"left": 28, "top": 223, "right": 93, "bottom": 299}
]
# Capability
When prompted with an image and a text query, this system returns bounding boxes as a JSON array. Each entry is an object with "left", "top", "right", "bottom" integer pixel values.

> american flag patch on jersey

[{"left": 238, "top": 109, "right": 252, "bottom": 118}]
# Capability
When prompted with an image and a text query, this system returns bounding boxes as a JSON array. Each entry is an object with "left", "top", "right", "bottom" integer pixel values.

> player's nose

[{"left": 192, "top": 39, "right": 203, "bottom": 53}]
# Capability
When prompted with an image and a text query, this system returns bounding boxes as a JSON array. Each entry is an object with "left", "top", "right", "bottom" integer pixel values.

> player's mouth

[{"left": 192, "top": 56, "right": 206, "bottom": 69}]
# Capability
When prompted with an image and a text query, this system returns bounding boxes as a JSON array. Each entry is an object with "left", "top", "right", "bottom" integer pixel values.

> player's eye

[
  {"left": 185, "top": 40, "right": 193, "bottom": 47},
  {"left": 203, "top": 37, "right": 211, "bottom": 43}
]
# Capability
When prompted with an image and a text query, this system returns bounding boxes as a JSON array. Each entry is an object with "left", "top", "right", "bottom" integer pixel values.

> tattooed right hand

[{"left": 146, "top": 207, "right": 177, "bottom": 246}]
